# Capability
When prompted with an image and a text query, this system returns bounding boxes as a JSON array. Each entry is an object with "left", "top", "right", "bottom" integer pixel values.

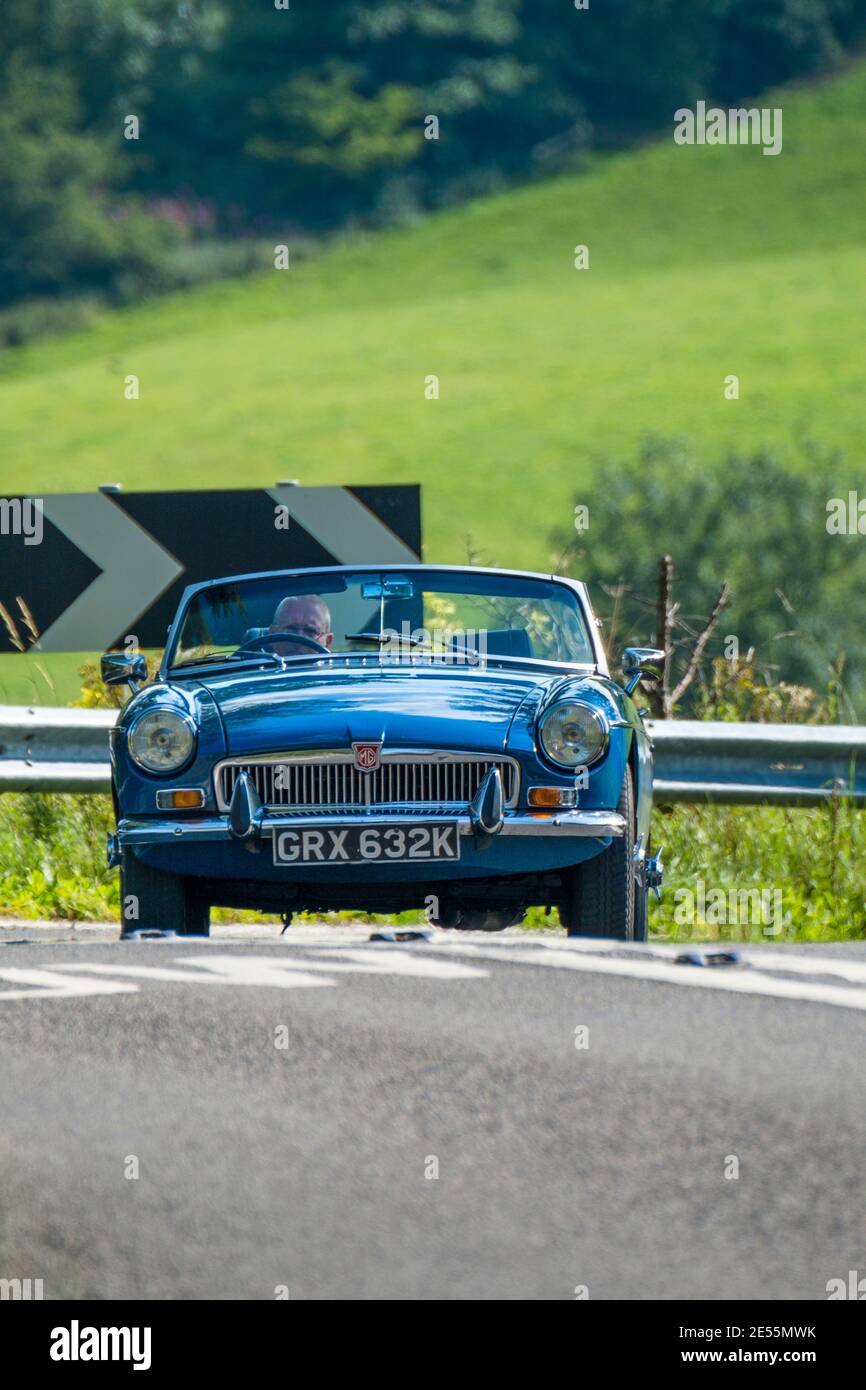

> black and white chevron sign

[{"left": 0, "top": 485, "right": 421, "bottom": 652}]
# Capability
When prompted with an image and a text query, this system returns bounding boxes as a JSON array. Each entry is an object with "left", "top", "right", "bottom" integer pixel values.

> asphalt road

[{"left": 1, "top": 923, "right": 865, "bottom": 1301}]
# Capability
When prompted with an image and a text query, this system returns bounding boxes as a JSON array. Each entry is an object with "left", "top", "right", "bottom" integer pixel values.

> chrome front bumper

[{"left": 112, "top": 808, "right": 626, "bottom": 858}]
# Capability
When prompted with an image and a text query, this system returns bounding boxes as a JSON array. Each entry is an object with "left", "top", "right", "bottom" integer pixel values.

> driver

[{"left": 268, "top": 594, "right": 333, "bottom": 653}]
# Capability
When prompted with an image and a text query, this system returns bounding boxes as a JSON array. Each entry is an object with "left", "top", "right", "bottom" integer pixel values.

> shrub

[{"left": 553, "top": 439, "right": 865, "bottom": 716}]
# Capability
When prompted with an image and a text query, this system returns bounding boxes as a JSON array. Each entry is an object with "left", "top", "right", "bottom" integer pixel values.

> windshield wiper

[{"left": 171, "top": 651, "right": 286, "bottom": 671}]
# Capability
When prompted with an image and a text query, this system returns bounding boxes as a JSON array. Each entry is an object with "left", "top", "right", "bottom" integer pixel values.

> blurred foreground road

[{"left": 0, "top": 924, "right": 864, "bottom": 1300}]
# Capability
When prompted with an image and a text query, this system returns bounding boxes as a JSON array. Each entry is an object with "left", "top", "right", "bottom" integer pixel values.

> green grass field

[{"left": 1, "top": 61, "right": 866, "bottom": 707}]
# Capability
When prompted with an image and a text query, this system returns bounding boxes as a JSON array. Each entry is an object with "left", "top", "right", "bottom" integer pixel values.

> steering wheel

[{"left": 235, "top": 631, "right": 331, "bottom": 657}]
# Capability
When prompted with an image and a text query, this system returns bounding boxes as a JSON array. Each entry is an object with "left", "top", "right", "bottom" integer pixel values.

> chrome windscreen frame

[{"left": 160, "top": 564, "right": 607, "bottom": 679}]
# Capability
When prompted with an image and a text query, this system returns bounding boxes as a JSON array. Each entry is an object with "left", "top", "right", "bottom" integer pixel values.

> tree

[
  {"left": 2, "top": 1, "right": 866, "bottom": 300},
  {"left": 0, "top": 1, "right": 214, "bottom": 306},
  {"left": 552, "top": 440, "right": 866, "bottom": 714}
]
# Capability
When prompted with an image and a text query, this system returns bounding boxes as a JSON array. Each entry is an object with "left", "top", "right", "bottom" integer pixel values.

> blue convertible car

[{"left": 103, "top": 565, "right": 663, "bottom": 939}]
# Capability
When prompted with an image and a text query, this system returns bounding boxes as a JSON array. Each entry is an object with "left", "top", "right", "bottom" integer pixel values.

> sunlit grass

[
  {"left": 648, "top": 797, "right": 866, "bottom": 941},
  {"left": 1, "top": 792, "right": 861, "bottom": 939}
]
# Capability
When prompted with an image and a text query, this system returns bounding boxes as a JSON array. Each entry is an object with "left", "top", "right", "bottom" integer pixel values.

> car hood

[{"left": 191, "top": 663, "right": 571, "bottom": 757}]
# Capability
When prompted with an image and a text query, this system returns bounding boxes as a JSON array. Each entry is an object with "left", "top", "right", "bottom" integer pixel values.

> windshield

[{"left": 168, "top": 570, "right": 595, "bottom": 670}]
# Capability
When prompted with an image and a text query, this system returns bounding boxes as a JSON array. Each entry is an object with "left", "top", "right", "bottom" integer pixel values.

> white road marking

[
  {"left": 37, "top": 949, "right": 485, "bottom": 1000},
  {"left": 3, "top": 932, "right": 862, "bottom": 1012},
  {"left": 300, "top": 947, "right": 486, "bottom": 979},
  {"left": 0, "top": 967, "right": 139, "bottom": 1002},
  {"left": 524, "top": 934, "right": 866, "bottom": 985},
  {"left": 51, "top": 960, "right": 333, "bottom": 989},
  {"left": 738, "top": 949, "right": 866, "bottom": 986},
  {"left": 427, "top": 941, "right": 866, "bottom": 1012}
]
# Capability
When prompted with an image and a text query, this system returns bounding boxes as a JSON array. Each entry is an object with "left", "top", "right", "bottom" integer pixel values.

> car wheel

[
  {"left": 119, "top": 850, "right": 210, "bottom": 938},
  {"left": 561, "top": 766, "right": 645, "bottom": 940}
]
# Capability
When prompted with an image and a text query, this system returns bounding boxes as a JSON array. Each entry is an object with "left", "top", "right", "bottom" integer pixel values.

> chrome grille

[{"left": 215, "top": 753, "right": 518, "bottom": 813}]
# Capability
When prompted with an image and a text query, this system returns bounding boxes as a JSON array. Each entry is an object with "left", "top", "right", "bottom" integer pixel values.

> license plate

[{"left": 272, "top": 823, "right": 461, "bottom": 866}]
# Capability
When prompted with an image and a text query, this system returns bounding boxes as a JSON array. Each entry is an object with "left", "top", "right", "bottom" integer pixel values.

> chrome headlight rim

[
  {"left": 537, "top": 700, "right": 610, "bottom": 770},
  {"left": 127, "top": 707, "right": 197, "bottom": 776}
]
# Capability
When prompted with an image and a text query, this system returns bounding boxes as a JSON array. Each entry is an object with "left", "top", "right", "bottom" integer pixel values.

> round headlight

[
  {"left": 538, "top": 701, "right": 608, "bottom": 769},
  {"left": 128, "top": 709, "right": 196, "bottom": 774}
]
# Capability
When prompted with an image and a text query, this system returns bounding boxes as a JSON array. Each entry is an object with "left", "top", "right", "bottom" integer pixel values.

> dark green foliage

[
  {"left": 553, "top": 440, "right": 866, "bottom": 715},
  {"left": 2, "top": 1, "right": 866, "bottom": 307},
  {"left": 159, "top": 0, "right": 866, "bottom": 225}
]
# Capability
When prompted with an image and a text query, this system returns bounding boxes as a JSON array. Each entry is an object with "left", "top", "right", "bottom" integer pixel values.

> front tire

[
  {"left": 560, "top": 766, "right": 646, "bottom": 940},
  {"left": 119, "top": 850, "right": 210, "bottom": 937}
]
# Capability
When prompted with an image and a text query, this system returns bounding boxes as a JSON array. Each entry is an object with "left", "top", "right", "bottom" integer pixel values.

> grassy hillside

[{"left": 2, "top": 63, "right": 866, "bottom": 702}]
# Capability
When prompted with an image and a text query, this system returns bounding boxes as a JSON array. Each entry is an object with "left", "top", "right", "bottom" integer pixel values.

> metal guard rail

[
  {"left": 0, "top": 707, "right": 863, "bottom": 806},
  {"left": 648, "top": 719, "right": 866, "bottom": 805}
]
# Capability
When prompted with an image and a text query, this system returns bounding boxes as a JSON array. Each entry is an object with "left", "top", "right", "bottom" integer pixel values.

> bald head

[{"left": 269, "top": 595, "right": 333, "bottom": 650}]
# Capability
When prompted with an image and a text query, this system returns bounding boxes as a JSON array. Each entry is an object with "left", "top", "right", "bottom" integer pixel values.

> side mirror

[
  {"left": 621, "top": 647, "right": 664, "bottom": 696},
  {"left": 101, "top": 651, "right": 148, "bottom": 690}
]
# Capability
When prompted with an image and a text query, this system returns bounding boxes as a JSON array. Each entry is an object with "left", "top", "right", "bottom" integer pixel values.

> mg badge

[{"left": 352, "top": 741, "right": 382, "bottom": 773}]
